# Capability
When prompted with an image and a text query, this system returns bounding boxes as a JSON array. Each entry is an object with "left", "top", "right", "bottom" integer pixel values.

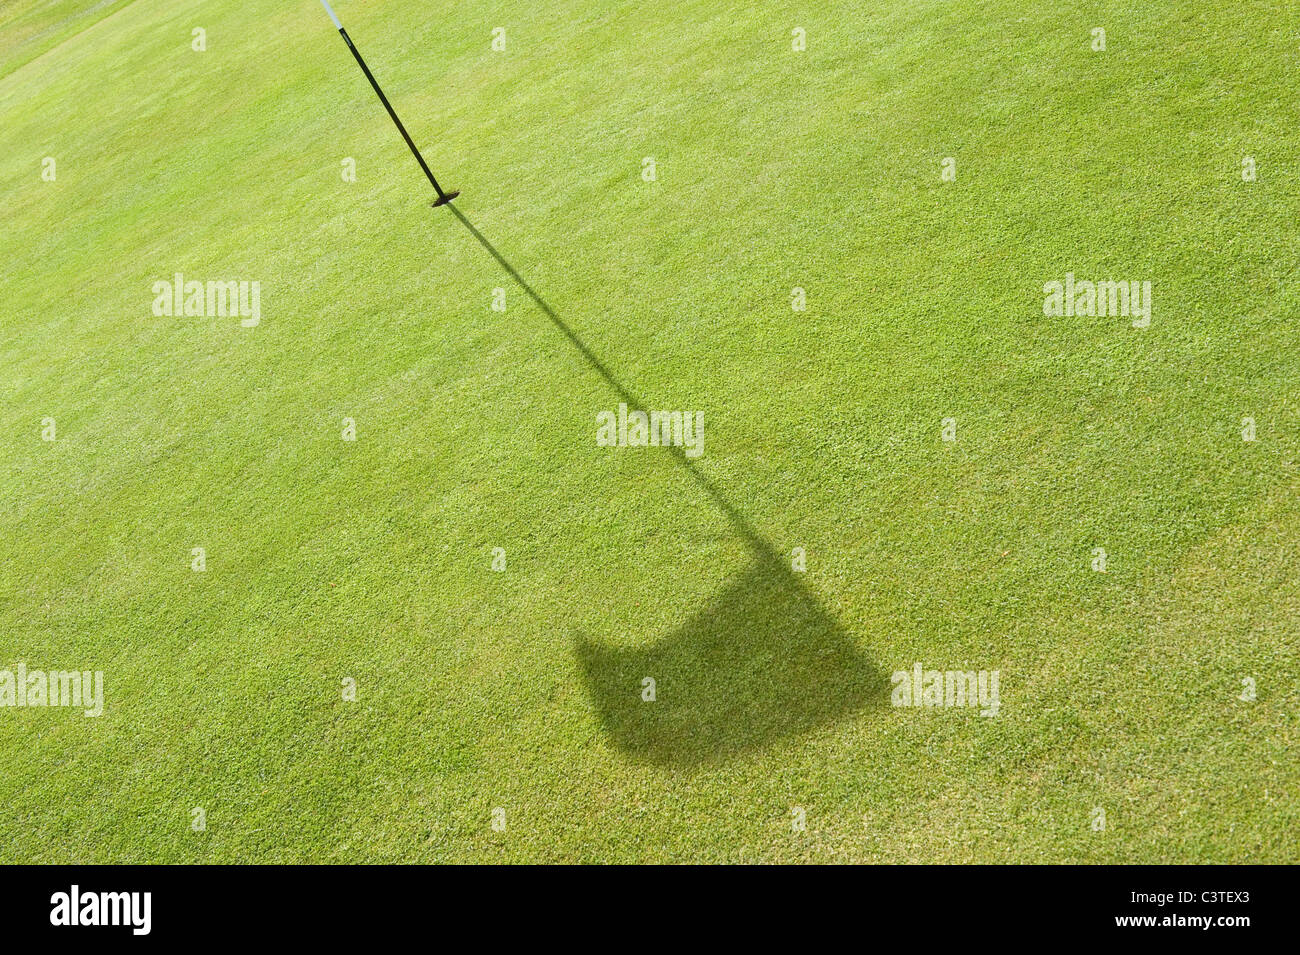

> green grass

[
  {"left": 0, "top": 0, "right": 133, "bottom": 77},
  {"left": 0, "top": 0, "right": 1296, "bottom": 863}
]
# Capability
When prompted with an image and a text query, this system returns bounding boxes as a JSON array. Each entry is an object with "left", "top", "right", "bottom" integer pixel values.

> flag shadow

[
  {"left": 447, "top": 204, "right": 886, "bottom": 766},
  {"left": 575, "top": 544, "right": 885, "bottom": 766}
]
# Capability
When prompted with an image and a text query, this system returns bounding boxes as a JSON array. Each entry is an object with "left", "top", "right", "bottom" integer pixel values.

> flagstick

[{"left": 319, "top": 0, "right": 458, "bottom": 206}]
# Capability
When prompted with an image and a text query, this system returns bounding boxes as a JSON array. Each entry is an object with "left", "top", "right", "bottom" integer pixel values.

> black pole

[{"left": 322, "top": 1, "right": 458, "bottom": 206}]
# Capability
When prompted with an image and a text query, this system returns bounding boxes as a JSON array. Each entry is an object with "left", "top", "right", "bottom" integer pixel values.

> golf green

[{"left": 0, "top": 0, "right": 1295, "bottom": 863}]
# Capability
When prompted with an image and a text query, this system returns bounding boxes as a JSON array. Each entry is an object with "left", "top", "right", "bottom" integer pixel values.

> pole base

[{"left": 431, "top": 190, "right": 460, "bottom": 207}]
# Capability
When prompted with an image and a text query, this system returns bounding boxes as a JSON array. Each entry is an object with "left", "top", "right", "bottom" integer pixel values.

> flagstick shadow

[{"left": 447, "top": 204, "right": 886, "bottom": 766}]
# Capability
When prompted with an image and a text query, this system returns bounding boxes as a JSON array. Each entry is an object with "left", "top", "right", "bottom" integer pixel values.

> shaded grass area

[
  {"left": 576, "top": 547, "right": 885, "bottom": 765},
  {"left": 453, "top": 203, "right": 887, "bottom": 765}
]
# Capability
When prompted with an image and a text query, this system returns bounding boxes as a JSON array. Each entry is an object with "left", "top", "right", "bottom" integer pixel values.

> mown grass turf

[{"left": 0, "top": 0, "right": 1296, "bottom": 862}]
